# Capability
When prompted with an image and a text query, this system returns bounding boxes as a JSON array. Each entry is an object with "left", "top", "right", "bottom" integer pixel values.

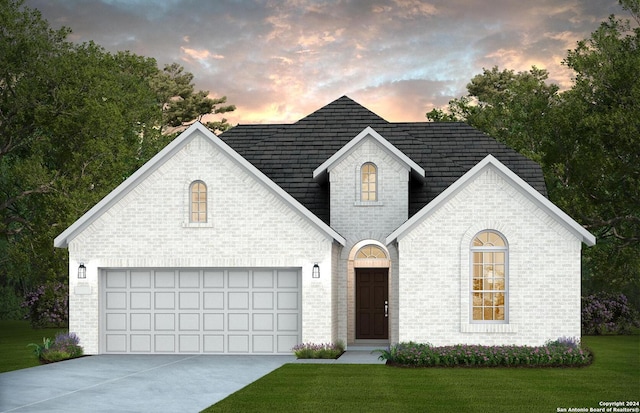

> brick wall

[
  {"left": 397, "top": 167, "right": 582, "bottom": 346},
  {"left": 67, "top": 132, "right": 335, "bottom": 354}
]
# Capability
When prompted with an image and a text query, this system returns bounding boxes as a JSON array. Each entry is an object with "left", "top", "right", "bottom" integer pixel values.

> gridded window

[
  {"left": 190, "top": 181, "right": 207, "bottom": 223},
  {"left": 361, "top": 163, "right": 377, "bottom": 201},
  {"left": 471, "top": 230, "right": 507, "bottom": 322},
  {"left": 356, "top": 245, "right": 387, "bottom": 259}
]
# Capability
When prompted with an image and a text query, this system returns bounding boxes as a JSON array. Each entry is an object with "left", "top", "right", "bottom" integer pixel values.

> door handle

[{"left": 384, "top": 300, "right": 388, "bottom": 318}]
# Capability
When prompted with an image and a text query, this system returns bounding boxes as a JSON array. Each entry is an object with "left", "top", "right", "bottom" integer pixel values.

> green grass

[
  {"left": 203, "top": 336, "right": 640, "bottom": 413},
  {"left": 0, "top": 320, "right": 67, "bottom": 373}
]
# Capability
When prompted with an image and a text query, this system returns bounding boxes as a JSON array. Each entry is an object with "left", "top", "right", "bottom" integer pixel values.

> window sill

[
  {"left": 354, "top": 201, "right": 384, "bottom": 207},
  {"left": 461, "top": 323, "right": 517, "bottom": 333},
  {"left": 182, "top": 222, "right": 213, "bottom": 228}
]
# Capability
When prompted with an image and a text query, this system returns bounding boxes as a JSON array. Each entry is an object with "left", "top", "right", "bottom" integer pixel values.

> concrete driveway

[{"left": 0, "top": 354, "right": 294, "bottom": 413}]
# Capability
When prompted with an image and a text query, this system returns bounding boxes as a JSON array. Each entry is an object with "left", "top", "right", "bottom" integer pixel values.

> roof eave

[
  {"left": 313, "top": 126, "right": 425, "bottom": 180},
  {"left": 386, "top": 154, "right": 596, "bottom": 247},
  {"left": 55, "top": 122, "right": 346, "bottom": 249}
]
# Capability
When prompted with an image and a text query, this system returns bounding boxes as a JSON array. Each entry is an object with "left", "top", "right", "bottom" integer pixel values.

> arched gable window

[
  {"left": 361, "top": 163, "right": 377, "bottom": 201},
  {"left": 356, "top": 245, "right": 387, "bottom": 259},
  {"left": 471, "top": 230, "right": 508, "bottom": 323},
  {"left": 190, "top": 181, "right": 207, "bottom": 223}
]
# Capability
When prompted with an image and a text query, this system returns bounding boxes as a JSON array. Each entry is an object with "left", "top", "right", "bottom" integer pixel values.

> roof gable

[
  {"left": 55, "top": 122, "right": 346, "bottom": 248},
  {"left": 386, "top": 155, "right": 596, "bottom": 246},
  {"left": 312, "top": 126, "right": 426, "bottom": 179}
]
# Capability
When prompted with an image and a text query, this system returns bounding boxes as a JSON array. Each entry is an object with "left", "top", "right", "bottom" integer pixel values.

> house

[{"left": 54, "top": 96, "right": 595, "bottom": 355}]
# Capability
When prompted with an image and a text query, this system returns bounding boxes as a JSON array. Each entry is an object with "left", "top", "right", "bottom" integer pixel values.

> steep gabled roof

[
  {"left": 54, "top": 123, "right": 346, "bottom": 248},
  {"left": 219, "top": 96, "right": 548, "bottom": 223},
  {"left": 386, "top": 155, "right": 596, "bottom": 246}
]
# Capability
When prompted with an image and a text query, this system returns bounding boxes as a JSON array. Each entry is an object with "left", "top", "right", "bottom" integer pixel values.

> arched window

[
  {"left": 361, "top": 163, "right": 377, "bottom": 201},
  {"left": 356, "top": 245, "right": 387, "bottom": 259},
  {"left": 190, "top": 181, "right": 207, "bottom": 223},
  {"left": 471, "top": 230, "right": 507, "bottom": 323}
]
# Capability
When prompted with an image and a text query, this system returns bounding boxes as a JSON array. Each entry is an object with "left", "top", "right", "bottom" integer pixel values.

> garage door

[{"left": 101, "top": 268, "right": 301, "bottom": 354}]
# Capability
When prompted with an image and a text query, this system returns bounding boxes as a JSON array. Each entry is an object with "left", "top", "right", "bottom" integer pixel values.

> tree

[
  {"left": 151, "top": 62, "right": 236, "bottom": 135},
  {"left": 0, "top": 0, "right": 236, "bottom": 311},
  {"left": 426, "top": 1, "right": 640, "bottom": 308},
  {"left": 427, "top": 66, "right": 559, "bottom": 163}
]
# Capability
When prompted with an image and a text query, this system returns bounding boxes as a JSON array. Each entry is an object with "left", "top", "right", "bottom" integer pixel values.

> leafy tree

[
  {"left": 0, "top": 0, "right": 236, "bottom": 311},
  {"left": 427, "top": 66, "right": 559, "bottom": 163},
  {"left": 151, "top": 62, "right": 236, "bottom": 134},
  {"left": 427, "top": 1, "right": 640, "bottom": 308}
]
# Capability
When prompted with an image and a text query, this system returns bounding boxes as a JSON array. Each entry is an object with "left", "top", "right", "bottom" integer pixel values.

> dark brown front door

[{"left": 355, "top": 268, "right": 388, "bottom": 339}]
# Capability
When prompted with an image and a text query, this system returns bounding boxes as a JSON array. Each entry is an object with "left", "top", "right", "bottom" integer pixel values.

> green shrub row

[
  {"left": 28, "top": 332, "right": 83, "bottom": 364},
  {"left": 292, "top": 341, "right": 345, "bottom": 359},
  {"left": 377, "top": 338, "right": 592, "bottom": 367}
]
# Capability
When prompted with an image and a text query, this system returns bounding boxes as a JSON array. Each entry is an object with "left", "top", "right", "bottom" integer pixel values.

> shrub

[
  {"left": 582, "top": 292, "right": 640, "bottom": 335},
  {"left": 22, "top": 281, "right": 68, "bottom": 328},
  {"left": 0, "top": 285, "right": 27, "bottom": 320},
  {"left": 292, "top": 341, "right": 345, "bottom": 359},
  {"left": 28, "top": 332, "right": 83, "bottom": 363},
  {"left": 377, "top": 340, "right": 592, "bottom": 368}
]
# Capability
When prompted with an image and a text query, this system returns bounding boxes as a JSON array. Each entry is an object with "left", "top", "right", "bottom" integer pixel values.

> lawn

[
  {"left": 0, "top": 320, "right": 66, "bottom": 373},
  {"left": 203, "top": 335, "right": 640, "bottom": 413}
]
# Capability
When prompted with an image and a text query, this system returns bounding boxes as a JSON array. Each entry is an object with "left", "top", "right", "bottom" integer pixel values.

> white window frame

[{"left": 469, "top": 230, "right": 509, "bottom": 324}]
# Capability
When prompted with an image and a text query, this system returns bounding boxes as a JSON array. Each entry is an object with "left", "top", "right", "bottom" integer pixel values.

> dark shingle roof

[{"left": 219, "top": 96, "right": 547, "bottom": 224}]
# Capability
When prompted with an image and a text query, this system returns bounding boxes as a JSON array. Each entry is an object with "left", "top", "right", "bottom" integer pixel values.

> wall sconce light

[
  {"left": 78, "top": 263, "right": 86, "bottom": 279},
  {"left": 312, "top": 263, "right": 320, "bottom": 279}
]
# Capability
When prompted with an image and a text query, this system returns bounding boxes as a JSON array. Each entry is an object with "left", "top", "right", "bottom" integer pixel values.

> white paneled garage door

[{"left": 101, "top": 268, "right": 301, "bottom": 354}]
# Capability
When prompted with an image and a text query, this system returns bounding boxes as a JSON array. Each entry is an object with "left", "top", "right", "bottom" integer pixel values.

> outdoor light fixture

[
  {"left": 312, "top": 263, "right": 320, "bottom": 278},
  {"left": 78, "top": 263, "right": 86, "bottom": 279}
]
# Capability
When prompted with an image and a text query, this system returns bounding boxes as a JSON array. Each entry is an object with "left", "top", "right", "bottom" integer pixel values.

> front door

[{"left": 355, "top": 268, "right": 388, "bottom": 339}]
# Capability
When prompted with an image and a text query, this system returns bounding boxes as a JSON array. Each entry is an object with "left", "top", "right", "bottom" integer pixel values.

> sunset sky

[{"left": 25, "top": 0, "right": 623, "bottom": 127}]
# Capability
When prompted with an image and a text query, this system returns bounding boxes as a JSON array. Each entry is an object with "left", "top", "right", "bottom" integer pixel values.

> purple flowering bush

[
  {"left": 28, "top": 332, "right": 83, "bottom": 363},
  {"left": 292, "top": 341, "right": 345, "bottom": 359},
  {"left": 22, "top": 281, "right": 69, "bottom": 328},
  {"left": 582, "top": 292, "right": 639, "bottom": 335},
  {"left": 377, "top": 339, "right": 592, "bottom": 367}
]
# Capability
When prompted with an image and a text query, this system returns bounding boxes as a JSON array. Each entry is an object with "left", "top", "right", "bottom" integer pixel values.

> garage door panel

[
  {"left": 106, "top": 271, "right": 127, "bottom": 288},
  {"left": 179, "top": 313, "right": 200, "bottom": 330},
  {"left": 155, "top": 313, "right": 175, "bottom": 330},
  {"left": 253, "top": 292, "right": 274, "bottom": 309},
  {"left": 253, "top": 271, "right": 274, "bottom": 288},
  {"left": 106, "top": 335, "right": 127, "bottom": 352},
  {"left": 203, "top": 292, "right": 224, "bottom": 309},
  {"left": 204, "top": 335, "right": 224, "bottom": 352},
  {"left": 228, "top": 313, "right": 249, "bottom": 330},
  {"left": 131, "top": 335, "right": 151, "bottom": 352},
  {"left": 155, "top": 335, "right": 175, "bottom": 352},
  {"left": 155, "top": 292, "right": 175, "bottom": 309},
  {"left": 131, "top": 271, "right": 151, "bottom": 288},
  {"left": 106, "top": 313, "right": 126, "bottom": 331},
  {"left": 228, "top": 292, "right": 249, "bottom": 309},
  {"left": 253, "top": 335, "right": 274, "bottom": 352},
  {"left": 179, "top": 292, "right": 199, "bottom": 309},
  {"left": 179, "top": 271, "right": 199, "bottom": 288},
  {"left": 228, "top": 335, "right": 249, "bottom": 353},
  {"left": 203, "top": 313, "right": 224, "bottom": 330},
  {"left": 155, "top": 271, "right": 175, "bottom": 288},
  {"left": 106, "top": 292, "right": 126, "bottom": 309},
  {"left": 102, "top": 268, "right": 300, "bottom": 354},
  {"left": 253, "top": 313, "right": 274, "bottom": 330},
  {"left": 130, "top": 292, "right": 150, "bottom": 309},
  {"left": 130, "top": 313, "right": 151, "bottom": 330},
  {"left": 179, "top": 335, "right": 200, "bottom": 352},
  {"left": 203, "top": 271, "right": 224, "bottom": 288}
]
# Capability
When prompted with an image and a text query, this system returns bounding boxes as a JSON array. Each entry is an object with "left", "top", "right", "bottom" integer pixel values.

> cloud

[{"left": 24, "top": 0, "right": 621, "bottom": 124}]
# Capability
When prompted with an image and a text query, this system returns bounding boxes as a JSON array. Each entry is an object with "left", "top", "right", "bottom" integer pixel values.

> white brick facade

[
  {"left": 66, "top": 131, "right": 335, "bottom": 354},
  {"left": 57, "top": 122, "right": 593, "bottom": 354},
  {"left": 397, "top": 167, "right": 582, "bottom": 346}
]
